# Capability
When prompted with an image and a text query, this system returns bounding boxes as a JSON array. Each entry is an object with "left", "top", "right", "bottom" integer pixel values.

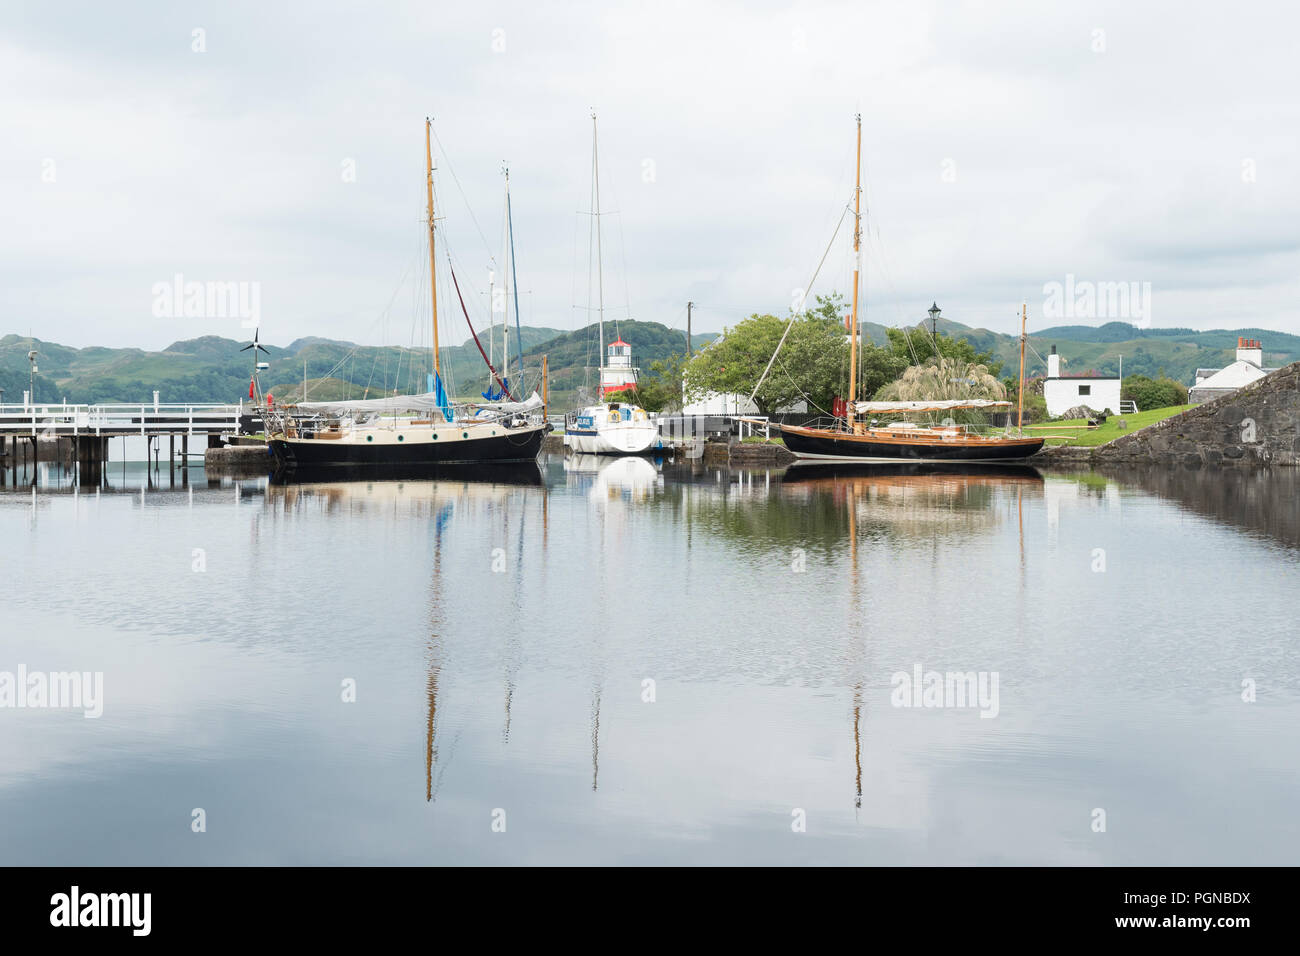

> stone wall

[{"left": 1036, "top": 361, "right": 1300, "bottom": 467}]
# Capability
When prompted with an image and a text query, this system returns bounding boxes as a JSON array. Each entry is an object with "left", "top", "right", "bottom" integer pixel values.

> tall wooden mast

[
  {"left": 847, "top": 114, "right": 862, "bottom": 429},
  {"left": 425, "top": 118, "right": 441, "bottom": 377},
  {"left": 592, "top": 112, "right": 605, "bottom": 392},
  {"left": 1017, "top": 303, "right": 1027, "bottom": 432}
]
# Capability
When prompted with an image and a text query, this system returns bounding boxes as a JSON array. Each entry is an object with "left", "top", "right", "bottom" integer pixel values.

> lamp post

[
  {"left": 28, "top": 349, "right": 38, "bottom": 405},
  {"left": 928, "top": 302, "right": 941, "bottom": 338}
]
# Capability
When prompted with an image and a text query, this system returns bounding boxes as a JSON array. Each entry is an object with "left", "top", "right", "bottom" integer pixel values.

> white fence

[{"left": 0, "top": 402, "right": 242, "bottom": 438}]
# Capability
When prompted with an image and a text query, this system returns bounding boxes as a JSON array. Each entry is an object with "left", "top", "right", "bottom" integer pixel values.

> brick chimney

[{"left": 1236, "top": 337, "right": 1263, "bottom": 367}]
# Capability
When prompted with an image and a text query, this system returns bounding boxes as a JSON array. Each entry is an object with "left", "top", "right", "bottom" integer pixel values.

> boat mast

[
  {"left": 1018, "top": 303, "right": 1027, "bottom": 432},
  {"left": 425, "top": 118, "right": 441, "bottom": 379},
  {"left": 502, "top": 167, "right": 510, "bottom": 388},
  {"left": 847, "top": 113, "right": 862, "bottom": 429},
  {"left": 592, "top": 112, "right": 605, "bottom": 395},
  {"left": 542, "top": 353, "right": 549, "bottom": 417}
]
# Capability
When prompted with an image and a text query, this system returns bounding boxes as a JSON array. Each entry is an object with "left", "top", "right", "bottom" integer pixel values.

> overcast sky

[{"left": 4, "top": 0, "right": 1298, "bottom": 352}]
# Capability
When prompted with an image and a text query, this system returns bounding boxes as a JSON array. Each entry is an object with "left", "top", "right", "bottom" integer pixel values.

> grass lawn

[{"left": 1038, "top": 404, "right": 1198, "bottom": 446}]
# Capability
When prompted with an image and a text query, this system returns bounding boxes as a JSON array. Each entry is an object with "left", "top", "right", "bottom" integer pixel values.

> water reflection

[
  {"left": 1096, "top": 465, "right": 1300, "bottom": 551},
  {"left": 3, "top": 453, "right": 1299, "bottom": 864}
]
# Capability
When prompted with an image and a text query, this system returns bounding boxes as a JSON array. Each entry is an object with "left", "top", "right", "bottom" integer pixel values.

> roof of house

[
  {"left": 1191, "top": 360, "right": 1275, "bottom": 392},
  {"left": 1050, "top": 372, "right": 1120, "bottom": 380}
]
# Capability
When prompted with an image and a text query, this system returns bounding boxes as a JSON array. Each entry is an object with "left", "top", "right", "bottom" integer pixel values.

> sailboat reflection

[
  {"left": 564, "top": 453, "right": 662, "bottom": 500},
  {"left": 271, "top": 460, "right": 543, "bottom": 487},
  {"left": 783, "top": 461, "right": 1043, "bottom": 483},
  {"left": 419, "top": 463, "right": 550, "bottom": 801}
]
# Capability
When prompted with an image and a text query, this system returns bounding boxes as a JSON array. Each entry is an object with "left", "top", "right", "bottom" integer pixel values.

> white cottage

[
  {"left": 1042, "top": 345, "right": 1121, "bottom": 417},
  {"left": 1188, "top": 338, "right": 1277, "bottom": 404}
]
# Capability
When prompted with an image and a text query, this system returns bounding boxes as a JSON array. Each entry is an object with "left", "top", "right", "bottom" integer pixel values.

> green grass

[
  {"left": 1039, "top": 404, "right": 1197, "bottom": 446},
  {"left": 738, "top": 435, "right": 785, "bottom": 445}
]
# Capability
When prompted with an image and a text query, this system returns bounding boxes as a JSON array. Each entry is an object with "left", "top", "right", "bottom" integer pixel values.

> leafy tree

[
  {"left": 857, "top": 346, "right": 910, "bottom": 401},
  {"left": 1004, "top": 378, "right": 1048, "bottom": 423},
  {"left": 637, "top": 353, "right": 687, "bottom": 412},
  {"left": 886, "top": 327, "right": 1003, "bottom": 377},
  {"left": 1122, "top": 374, "right": 1188, "bottom": 411},
  {"left": 603, "top": 388, "right": 637, "bottom": 404},
  {"left": 684, "top": 312, "right": 849, "bottom": 416}
]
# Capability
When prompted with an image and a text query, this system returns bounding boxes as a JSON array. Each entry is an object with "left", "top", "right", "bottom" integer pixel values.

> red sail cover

[
  {"left": 832, "top": 396, "right": 846, "bottom": 419},
  {"left": 249, "top": 378, "right": 255, "bottom": 399}
]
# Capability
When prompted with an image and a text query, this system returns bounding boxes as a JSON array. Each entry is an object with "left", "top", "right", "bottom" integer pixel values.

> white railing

[
  {"left": 0, "top": 402, "right": 242, "bottom": 437},
  {"left": 1119, "top": 400, "right": 1138, "bottom": 415}
]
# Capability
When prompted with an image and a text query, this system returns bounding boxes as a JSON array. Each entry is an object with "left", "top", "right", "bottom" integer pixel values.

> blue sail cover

[
  {"left": 480, "top": 378, "right": 509, "bottom": 402},
  {"left": 434, "top": 371, "right": 454, "bottom": 422}
]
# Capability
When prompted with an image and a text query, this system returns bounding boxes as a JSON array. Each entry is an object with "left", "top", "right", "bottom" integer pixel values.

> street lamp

[
  {"left": 27, "top": 349, "right": 38, "bottom": 405},
  {"left": 928, "top": 302, "right": 941, "bottom": 338}
]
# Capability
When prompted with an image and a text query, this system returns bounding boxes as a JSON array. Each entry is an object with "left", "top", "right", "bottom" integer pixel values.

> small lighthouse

[{"left": 599, "top": 338, "right": 639, "bottom": 397}]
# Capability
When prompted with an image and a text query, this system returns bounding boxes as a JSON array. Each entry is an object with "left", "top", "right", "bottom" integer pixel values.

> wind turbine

[{"left": 240, "top": 329, "right": 270, "bottom": 400}]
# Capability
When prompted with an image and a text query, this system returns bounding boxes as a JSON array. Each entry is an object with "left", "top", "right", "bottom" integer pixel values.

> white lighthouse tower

[{"left": 599, "top": 338, "right": 639, "bottom": 397}]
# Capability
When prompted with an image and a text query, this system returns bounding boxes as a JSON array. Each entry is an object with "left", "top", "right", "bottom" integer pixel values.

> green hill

[
  {"left": 519, "top": 321, "right": 715, "bottom": 408},
  {"left": 876, "top": 319, "right": 1300, "bottom": 383},
  {"left": 0, "top": 323, "right": 696, "bottom": 406},
  {"left": 4, "top": 315, "right": 1295, "bottom": 407}
]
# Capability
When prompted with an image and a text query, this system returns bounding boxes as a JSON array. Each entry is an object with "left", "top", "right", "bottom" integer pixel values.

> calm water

[{"left": 1, "top": 455, "right": 1297, "bottom": 865}]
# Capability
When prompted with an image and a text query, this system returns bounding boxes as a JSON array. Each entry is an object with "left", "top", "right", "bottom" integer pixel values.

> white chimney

[
  {"left": 1047, "top": 345, "right": 1060, "bottom": 378},
  {"left": 1236, "top": 336, "right": 1262, "bottom": 367}
]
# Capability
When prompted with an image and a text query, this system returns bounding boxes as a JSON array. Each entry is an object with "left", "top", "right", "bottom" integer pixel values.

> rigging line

[
  {"left": 449, "top": 256, "right": 514, "bottom": 402},
  {"left": 312, "top": 245, "right": 421, "bottom": 386},
  {"left": 428, "top": 123, "right": 495, "bottom": 262},
  {"left": 1025, "top": 340, "right": 1049, "bottom": 369},
  {"left": 775, "top": 349, "right": 835, "bottom": 418},
  {"left": 584, "top": 136, "right": 597, "bottom": 391},
  {"left": 612, "top": 177, "right": 632, "bottom": 339},
  {"left": 746, "top": 197, "right": 852, "bottom": 405}
]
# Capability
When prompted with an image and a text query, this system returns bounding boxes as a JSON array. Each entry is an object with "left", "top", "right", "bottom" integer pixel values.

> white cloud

[{"left": 2, "top": 0, "right": 1297, "bottom": 351}]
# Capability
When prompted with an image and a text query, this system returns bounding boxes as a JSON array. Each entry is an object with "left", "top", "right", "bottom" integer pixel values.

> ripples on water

[{"left": 1, "top": 456, "right": 1297, "bottom": 864}]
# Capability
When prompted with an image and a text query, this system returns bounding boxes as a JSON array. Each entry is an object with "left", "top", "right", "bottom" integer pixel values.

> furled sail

[
  {"left": 853, "top": 399, "right": 1012, "bottom": 414},
  {"left": 465, "top": 391, "right": 544, "bottom": 414},
  {"left": 295, "top": 392, "right": 451, "bottom": 418}
]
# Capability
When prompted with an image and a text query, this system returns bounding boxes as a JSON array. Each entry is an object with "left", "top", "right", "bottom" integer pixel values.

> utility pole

[{"left": 687, "top": 301, "right": 693, "bottom": 356}]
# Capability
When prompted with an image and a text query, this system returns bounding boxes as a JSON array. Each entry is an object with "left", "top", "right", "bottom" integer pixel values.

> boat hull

[
  {"left": 563, "top": 423, "right": 660, "bottom": 455},
  {"left": 774, "top": 424, "right": 1044, "bottom": 463},
  {"left": 269, "top": 423, "right": 547, "bottom": 470}
]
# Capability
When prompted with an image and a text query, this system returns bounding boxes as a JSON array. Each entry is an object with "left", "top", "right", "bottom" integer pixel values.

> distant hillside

[
  {"left": 4, "top": 316, "right": 1295, "bottom": 405},
  {"left": 878, "top": 319, "right": 1300, "bottom": 383},
  {"left": 0, "top": 323, "right": 701, "bottom": 405},
  {"left": 520, "top": 321, "right": 715, "bottom": 407},
  {"left": 0, "top": 328, "right": 569, "bottom": 404}
]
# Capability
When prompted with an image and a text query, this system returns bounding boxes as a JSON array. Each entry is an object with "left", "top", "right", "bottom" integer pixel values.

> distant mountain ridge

[
  {"left": 3, "top": 317, "right": 1296, "bottom": 404},
  {"left": 865, "top": 319, "right": 1300, "bottom": 383},
  {"left": 0, "top": 324, "right": 695, "bottom": 404}
]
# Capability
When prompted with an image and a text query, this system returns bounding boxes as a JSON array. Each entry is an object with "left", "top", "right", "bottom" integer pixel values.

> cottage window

[{"left": 1078, "top": 385, "right": 1091, "bottom": 396}]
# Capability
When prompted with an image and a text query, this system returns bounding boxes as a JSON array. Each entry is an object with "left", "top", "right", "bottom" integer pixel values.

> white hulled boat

[{"left": 561, "top": 115, "right": 660, "bottom": 456}]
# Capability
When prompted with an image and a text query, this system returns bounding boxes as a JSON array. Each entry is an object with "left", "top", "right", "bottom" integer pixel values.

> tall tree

[
  {"left": 887, "top": 326, "right": 1003, "bottom": 377},
  {"left": 683, "top": 313, "right": 850, "bottom": 416}
]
